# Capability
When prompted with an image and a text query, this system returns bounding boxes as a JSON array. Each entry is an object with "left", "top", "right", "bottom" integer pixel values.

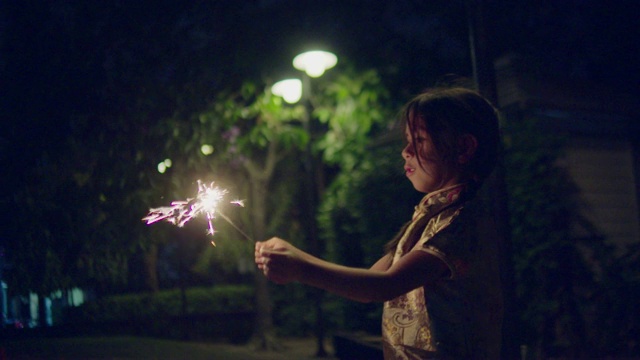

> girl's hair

[
  {"left": 404, "top": 86, "right": 500, "bottom": 187},
  {"left": 384, "top": 86, "right": 500, "bottom": 254}
]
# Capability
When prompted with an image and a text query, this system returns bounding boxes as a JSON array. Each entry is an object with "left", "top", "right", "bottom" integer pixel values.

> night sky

[{"left": 1, "top": 0, "right": 638, "bottom": 235}]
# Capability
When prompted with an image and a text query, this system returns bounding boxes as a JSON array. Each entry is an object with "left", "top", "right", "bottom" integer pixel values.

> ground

[{"left": 0, "top": 336, "right": 339, "bottom": 360}]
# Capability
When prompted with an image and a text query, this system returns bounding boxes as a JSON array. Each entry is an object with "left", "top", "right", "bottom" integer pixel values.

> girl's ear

[{"left": 458, "top": 134, "right": 478, "bottom": 164}]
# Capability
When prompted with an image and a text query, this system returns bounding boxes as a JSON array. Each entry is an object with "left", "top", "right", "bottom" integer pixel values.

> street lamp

[
  {"left": 271, "top": 49, "right": 337, "bottom": 357},
  {"left": 271, "top": 78, "right": 302, "bottom": 104},
  {"left": 293, "top": 50, "right": 337, "bottom": 78},
  {"left": 271, "top": 49, "right": 338, "bottom": 100}
]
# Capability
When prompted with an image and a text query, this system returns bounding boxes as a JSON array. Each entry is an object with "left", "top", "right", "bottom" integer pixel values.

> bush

[{"left": 65, "top": 285, "right": 254, "bottom": 342}]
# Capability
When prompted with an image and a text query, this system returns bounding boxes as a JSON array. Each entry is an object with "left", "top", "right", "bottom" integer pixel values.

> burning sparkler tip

[{"left": 143, "top": 179, "right": 249, "bottom": 245}]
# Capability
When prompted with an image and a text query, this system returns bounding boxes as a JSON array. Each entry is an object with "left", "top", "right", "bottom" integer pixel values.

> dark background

[
  {"left": 2, "top": 0, "right": 638, "bottom": 175},
  {"left": 1, "top": 1, "right": 638, "bottom": 356}
]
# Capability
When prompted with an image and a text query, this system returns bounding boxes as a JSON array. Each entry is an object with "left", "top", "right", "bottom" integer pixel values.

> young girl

[{"left": 255, "top": 87, "right": 504, "bottom": 359}]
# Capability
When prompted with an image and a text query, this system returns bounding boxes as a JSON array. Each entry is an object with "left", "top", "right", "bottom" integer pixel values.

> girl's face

[{"left": 402, "top": 122, "right": 460, "bottom": 193}]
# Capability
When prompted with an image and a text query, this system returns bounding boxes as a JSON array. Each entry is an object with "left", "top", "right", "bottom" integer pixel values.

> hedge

[{"left": 64, "top": 285, "right": 255, "bottom": 342}]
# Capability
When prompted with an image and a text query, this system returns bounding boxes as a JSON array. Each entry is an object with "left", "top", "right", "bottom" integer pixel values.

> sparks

[{"left": 143, "top": 180, "right": 246, "bottom": 245}]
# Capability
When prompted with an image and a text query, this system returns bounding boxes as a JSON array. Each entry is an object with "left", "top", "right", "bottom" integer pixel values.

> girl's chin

[
  {"left": 410, "top": 180, "right": 439, "bottom": 194},
  {"left": 409, "top": 180, "right": 430, "bottom": 193}
]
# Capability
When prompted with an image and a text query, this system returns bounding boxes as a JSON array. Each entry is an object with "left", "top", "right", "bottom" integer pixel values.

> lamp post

[{"left": 272, "top": 49, "right": 337, "bottom": 357}]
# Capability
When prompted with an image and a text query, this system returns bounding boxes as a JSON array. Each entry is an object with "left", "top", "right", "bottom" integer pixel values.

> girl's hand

[{"left": 255, "top": 237, "right": 304, "bottom": 284}]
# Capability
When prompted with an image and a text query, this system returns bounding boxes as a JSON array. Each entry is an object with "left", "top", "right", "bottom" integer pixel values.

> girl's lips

[{"left": 404, "top": 166, "right": 415, "bottom": 176}]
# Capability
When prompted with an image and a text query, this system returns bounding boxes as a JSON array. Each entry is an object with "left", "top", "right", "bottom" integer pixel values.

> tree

[
  {"left": 180, "top": 82, "right": 307, "bottom": 349},
  {"left": 182, "top": 66, "right": 393, "bottom": 348},
  {"left": 7, "top": 152, "right": 77, "bottom": 324},
  {"left": 314, "top": 68, "right": 421, "bottom": 335}
]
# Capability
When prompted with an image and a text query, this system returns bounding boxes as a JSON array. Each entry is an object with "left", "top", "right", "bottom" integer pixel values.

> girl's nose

[{"left": 402, "top": 143, "right": 413, "bottom": 159}]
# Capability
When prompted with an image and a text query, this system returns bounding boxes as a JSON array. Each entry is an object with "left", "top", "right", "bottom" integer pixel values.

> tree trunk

[
  {"left": 142, "top": 242, "right": 159, "bottom": 292},
  {"left": 178, "top": 238, "right": 189, "bottom": 340},
  {"left": 248, "top": 177, "right": 281, "bottom": 350}
]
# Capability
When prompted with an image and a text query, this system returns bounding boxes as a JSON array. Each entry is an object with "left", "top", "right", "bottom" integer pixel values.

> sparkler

[{"left": 142, "top": 180, "right": 252, "bottom": 245}]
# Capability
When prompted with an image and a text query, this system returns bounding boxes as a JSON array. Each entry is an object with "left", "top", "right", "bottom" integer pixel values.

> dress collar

[{"left": 413, "top": 183, "right": 467, "bottom": 219}]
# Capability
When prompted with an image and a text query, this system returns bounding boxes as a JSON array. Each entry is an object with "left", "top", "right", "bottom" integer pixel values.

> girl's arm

[
  {"left": 255, "top": 237, "right": 449, "bottom": 303},
  {"left": 369, "top": 253, "right": 393, "bottom": 271}
]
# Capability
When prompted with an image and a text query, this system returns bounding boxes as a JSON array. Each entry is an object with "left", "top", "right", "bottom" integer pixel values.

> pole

[
  {"left": 301, "top": 74, "right": 328, "bottom": 357},
  {"left": 466, "top": 1, "right": 518, "bottom": 358},
  {"left": 466, "top": 0, "right": 497, "bottom": 104}
]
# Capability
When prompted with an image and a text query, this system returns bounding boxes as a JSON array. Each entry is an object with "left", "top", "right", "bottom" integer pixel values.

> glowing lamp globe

[
  {"left": 271, "top": 78, "right": 302, "bottom": 104},
  {"left": 293, "top": 50, "right": 338, "bottom": 78}
]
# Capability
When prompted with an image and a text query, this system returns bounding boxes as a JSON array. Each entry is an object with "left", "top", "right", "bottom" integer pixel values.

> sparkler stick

[
  {"left": 218, "top": 212, "right": 254, "bottom": 242},
  {"left": 143, "top": 180, "right": 251, "bottom": 245}
]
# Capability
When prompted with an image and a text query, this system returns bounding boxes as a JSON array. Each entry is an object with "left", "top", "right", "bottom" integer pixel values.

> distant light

[
  {"left": 271, "top": 78, "right": 302, "bottom": 104},
  {"left": 293, "top": 50, "right": 337, "bottom": 78},
  {"left": 201, "top": 144, "right": 214, "bottom": 155},
  {"left": 158, "top": 158, "right": 172, "bottom": 174}
]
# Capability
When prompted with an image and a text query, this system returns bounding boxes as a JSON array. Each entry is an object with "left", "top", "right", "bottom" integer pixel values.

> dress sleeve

[{"left": 417, "top": 209, "right": 477, "bottom": 279}]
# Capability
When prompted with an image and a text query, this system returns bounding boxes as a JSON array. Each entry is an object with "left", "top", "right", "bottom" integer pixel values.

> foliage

[
  {"left": 503, "top": 115, "right": 591, "bottom": 356},
  {"left": 186, "top": 80, "right": 316, "bottom": 348},
  {"left": 189, "top": 69, "right": 397, "bottom": 342},
  {"left": 269, "top": 282, "right": 317, "bottom": 336},
  {"left": 66, "top": 285, "right": 254, "bottom": 341},
  {"left": 317, "top": 142, "right": 421, "bottom": 334},
  {"left": 188, "top": 82, "right": 308, "bottom": 180},
  {"left": 72, "top": 285, "right": 254, "bottom": 321},
  {"left": 5, "top": 118, "right": 152, "bottom": 296},
  {"left": 314, "top": 67, "right": 402, "bottom": 266},
  {"left": 6, "top": 153, "right": 77, "bottom": 296},
  {"left": 179, "top": 80, "right": 311, "bottom": 262},
  {"left": 319, "top": 144, "right": 419, "bottom": 264},
  {"left": 313, "top": 67, "right": 392, "bottom": 171},
  {"left": 315, "top": 105, "right": 640, "bottom": 358},
  {"left": 2, "top": 1, "right": 266, "bottom": 296},
  {"left": 590, "top": 243, "right": 640, "bottom": 356},
  {"left": 502, "top": 114, "right": 639, "bottom": 357}
]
